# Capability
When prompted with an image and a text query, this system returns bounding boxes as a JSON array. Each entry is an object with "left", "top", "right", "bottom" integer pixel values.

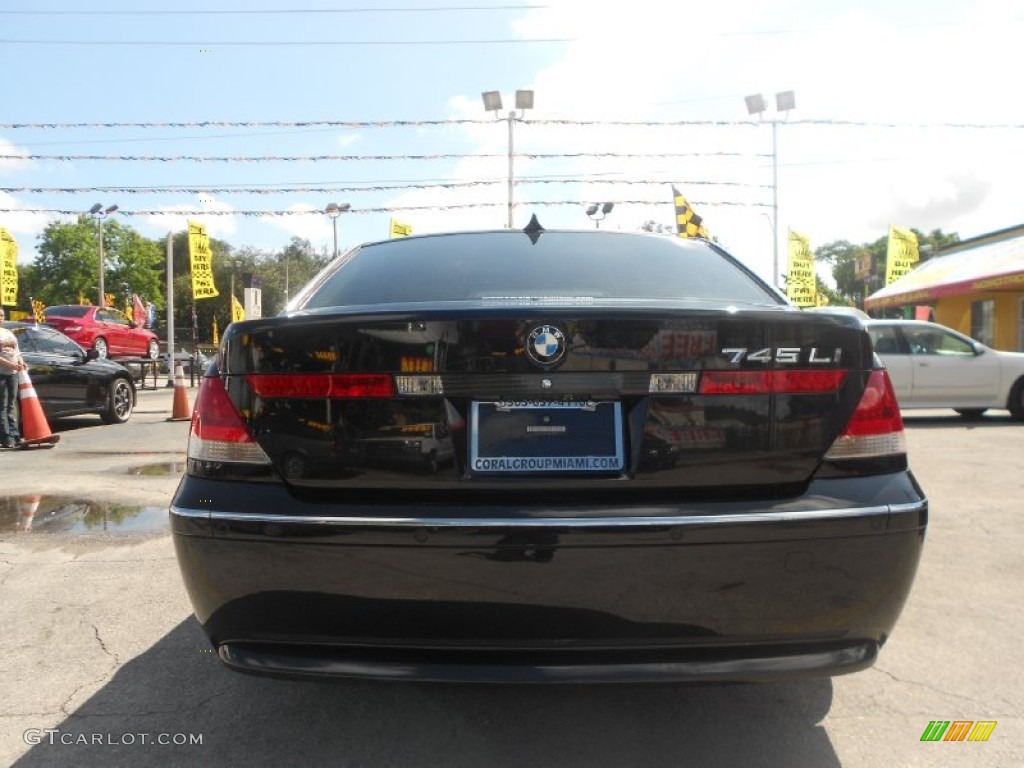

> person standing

[{"left": 0, "top": 307, "right": 27, "bottom": 448}]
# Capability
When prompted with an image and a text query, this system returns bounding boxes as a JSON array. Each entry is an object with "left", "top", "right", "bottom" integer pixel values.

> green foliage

[
  {"left": 816, "top": 229, "right": 960, "bottom": 309},
  {"left": 34, "top": 216, "right": 165, "bottom": 308}
]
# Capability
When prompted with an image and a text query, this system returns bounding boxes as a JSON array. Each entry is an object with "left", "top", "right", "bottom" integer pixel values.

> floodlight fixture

[
  {"left": 744, "top": 94, "right": 767, "bottom": 116},
  {"left": 515, "top": 90, "right": 534, "bottom": 110},
  {"left": 481, "top": 91, "right": 503, "bottom": 112},
  {"left": 775, "top": 90, "right": 796, "bottom": 112}
]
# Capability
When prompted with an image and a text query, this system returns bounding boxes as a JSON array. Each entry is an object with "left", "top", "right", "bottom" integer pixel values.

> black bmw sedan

[
  {"left": 172, "top": 226, "right": 927, "bottom": 683},
  {"left": 2, "top": 321, "right": 135, "bottom": 424}
]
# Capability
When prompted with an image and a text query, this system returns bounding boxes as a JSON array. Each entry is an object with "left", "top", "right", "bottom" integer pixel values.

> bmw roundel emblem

[{"left": 526, "top": 325, "right": 566, "bottom": 368}]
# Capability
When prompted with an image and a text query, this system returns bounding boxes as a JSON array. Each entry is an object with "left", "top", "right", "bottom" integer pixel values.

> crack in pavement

[
  {"left": 871, "top": 666, "right": 1017, "bottom": 710},
  {"left": 57, "top": 621, "right": 122, "bottom": 718}
]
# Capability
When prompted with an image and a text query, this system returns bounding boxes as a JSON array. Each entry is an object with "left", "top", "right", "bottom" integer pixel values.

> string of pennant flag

[
  {"left": 0, "top": 180, "right": 772, "bottom": 194},
  {"left": 2, "top": 119, "right": 1021, "bottom": 130},
  {"left": 0, "top": 200, "right": 770, "bottom": 217},
  {"left": 1, "top": 151, "right": 764, "bottom": 162}
]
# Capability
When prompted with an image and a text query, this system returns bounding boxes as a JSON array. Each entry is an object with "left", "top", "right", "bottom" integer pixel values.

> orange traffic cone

[
  {"left": 17, "top": 494, "right": 41, "bottom": 532},
  {"left": 167, "top": 363, "right": 192, "bottom": 422},
  {"left": 17, "top": 370, "right": 60, "bottom": 448}
]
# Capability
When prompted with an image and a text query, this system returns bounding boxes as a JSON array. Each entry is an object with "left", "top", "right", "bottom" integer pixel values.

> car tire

[
  {"left": 93, "top": 337, "right": 109, "bottom": 358},
  {"left": 101, "top": 377, "right": 134, "bottom": 424},
  {"left": 954, "top": 408, "right": 987, "bottom": 420},
  {"left": 281, "top": 451, "right": 310, "bottom": 479},
  {"left": 146, "top": 340, "right": 160, "bottom": 359},
  {"left": 1009, "top": 379, "right": 1024, "bottom": 421}
]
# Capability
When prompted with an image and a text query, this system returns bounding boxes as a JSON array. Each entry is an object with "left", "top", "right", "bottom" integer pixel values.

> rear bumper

[
  {"left": 171, "top": 473, "right": 926, "bottom": 683},
  {"left": 217, "top": 639, "right": 879, "bottom": 684}
]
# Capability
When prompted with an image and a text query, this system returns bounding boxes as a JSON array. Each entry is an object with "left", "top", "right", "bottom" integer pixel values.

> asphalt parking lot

[{"left": 0, "top": 385, "right": 1020, "bottom": 767}]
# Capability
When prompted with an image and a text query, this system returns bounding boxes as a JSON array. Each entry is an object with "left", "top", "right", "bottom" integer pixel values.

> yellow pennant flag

[
  {"left": 188, "top": 221, "right": 219, "bottom": 299},
  {"left": 786, "top": 230, "right": 817, "bottom": 308},
  {"left": 231, "top": 292, "right": 245, "bottom": 322},
  {"left": 885, "top": 225, "right": 919, "bottom": 286},
  {"left": 389, "top": 218, "right": 413, "bottom": 238},
  {"left": 0, "top": 227, "right": 18, "bottom": 307},
  {"left": 671, "top": 186, "right": 710, "bottom": 239},
  {"left": 31, "top": 298, "right": 46, "bottom": 323}
]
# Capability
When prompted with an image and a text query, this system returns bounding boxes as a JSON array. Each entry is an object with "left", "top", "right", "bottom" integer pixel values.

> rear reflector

[
  {"left": 825, "top": 369, "right": 906, "bottom": 459},
  {"left": 188, "top": 375, "right": 270, "bottom": 464},
  {"left": 246, "top": 373, "right": 394, "bottom": 399},
  {"left": 699, "top": 370, "right": 847, "bottom": 394}
]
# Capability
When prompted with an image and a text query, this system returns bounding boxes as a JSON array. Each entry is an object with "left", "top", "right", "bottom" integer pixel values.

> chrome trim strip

[
  {"left": 888, "top": 501, "right": 928, "bottom": 515},
  {"left": 170, "top": 506, "right": 211, "bottom": 520},
  {"left": 170, "top": 501, "right": 926, "bottom": 529}
]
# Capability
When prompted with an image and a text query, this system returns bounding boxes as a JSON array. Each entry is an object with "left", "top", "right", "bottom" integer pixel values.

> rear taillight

[
  {"left": 246, "top": 373, "right": 394, "bottom": 399},
  {"left": 824, "top": 369, "right": 906, "bottom": 459},
  {"left": 187, "top": 375, "right": 270, "bottom": 464},
  {"left": 698, "top": 370, "right": 847, "bottom": 394}
]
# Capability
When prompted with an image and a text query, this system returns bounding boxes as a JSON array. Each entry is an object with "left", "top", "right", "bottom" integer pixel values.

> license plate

[{"left": 469, "top": 400, "right": 624, "bottom": 474}]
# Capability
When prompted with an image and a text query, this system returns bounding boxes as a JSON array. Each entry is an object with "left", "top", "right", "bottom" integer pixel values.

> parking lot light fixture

[
  {"left": 325, "top": 202, "right": 351, "bottom": 262},
  {"left": 88, "top": 203, "right": 118, "bottom": 306},
  {"left": 482, "top": 89, "right": 534, "bottom": 228},
  {"left": 744, "top": 90, "right": 796, "bottom": 288},
  {"left": 586, "top": 202, "right": 615, "bottom": 228}
]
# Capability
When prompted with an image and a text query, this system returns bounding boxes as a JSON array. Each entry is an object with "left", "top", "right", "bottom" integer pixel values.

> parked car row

[
  {"left": 1, "top": 321, "right": 136, "bottom": 424},
  {"left": 43, "top": 305, "right": 160, "bottom": 360},
  {"left": 866, "top": 319, "right": 1024, "bottom": 420}
]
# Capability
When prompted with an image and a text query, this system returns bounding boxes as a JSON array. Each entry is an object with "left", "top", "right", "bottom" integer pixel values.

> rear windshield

[
  {"left": 300, "top": 231, "right": 780, "bottom": 309},
  {"left": 45, "top": 305, "right": 90, "bottom": 318}
]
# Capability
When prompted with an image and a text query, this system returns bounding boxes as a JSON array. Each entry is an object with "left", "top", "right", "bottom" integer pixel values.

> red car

[{"left": 43, "top": 305, "right": 160, "bottom": 360}]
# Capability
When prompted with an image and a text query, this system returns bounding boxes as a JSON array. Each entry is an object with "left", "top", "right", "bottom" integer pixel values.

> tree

[
  {"left": 34, "top": 217, "right": 165, "bottom": 309},
  {"left": 639, "top": 220, "right": 675, "bottom": 235},
  {"left": 817, "top": 229, "right": 961, "bottom": 310}
]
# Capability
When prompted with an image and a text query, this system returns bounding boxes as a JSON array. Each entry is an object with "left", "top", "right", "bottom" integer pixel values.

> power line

[
  {"left": 0, "top": 37, "right": 570, "bottom": 47},
  {"left": 0, "top": 200, "right": 769, "bottom": 216},
  {"left": 2, "top": 118, "right": 1020, "bottom": 130},
  {"left": 1, "top": 151, "right": 764, "bottom": 162},
  {"left": 0, "top": 4, "right": 548, "bottom": 15},
  {"left": 0, "top": 180, "right": 770, "bottom": 194}
]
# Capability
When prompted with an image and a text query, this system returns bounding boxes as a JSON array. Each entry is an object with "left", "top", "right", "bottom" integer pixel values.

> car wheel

[
  {"left": 281, "top": 452, "right": 310, "bottom": 479},
  {"left": 1009, "top": 379, "right": 1024, "bottom": 421},
  {"left": 93, "top": 337, "right": 109, "bottom": 358},
  {"left": 101, "top": 377, "right": 134, "bottom": 424},
  {"left": 954, "top": 408, "right": 987, "bottom": 420},
  {"left": 146, "top": 340, "right": 160, "bottom": 359}
]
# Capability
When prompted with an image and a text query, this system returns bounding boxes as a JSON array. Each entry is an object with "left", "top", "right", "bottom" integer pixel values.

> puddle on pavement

[
  {"left": 1, "top": 495, "right": 168, "bottom": 535},
  {"left": 126, "top": 461, "right": 187, "bottom": 476}
]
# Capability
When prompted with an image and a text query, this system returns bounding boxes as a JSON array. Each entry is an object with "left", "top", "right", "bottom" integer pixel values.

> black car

[
  {"left": 171, "top": 226, "right": 927, "bottom": 683},
  {"left": 2, "top": 322, "right": 136, "bottom": 424}
]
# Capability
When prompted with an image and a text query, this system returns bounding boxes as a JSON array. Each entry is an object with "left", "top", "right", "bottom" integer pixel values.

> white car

[{"left": 866, "top": 319, "right": 1024, "bottom": 419}]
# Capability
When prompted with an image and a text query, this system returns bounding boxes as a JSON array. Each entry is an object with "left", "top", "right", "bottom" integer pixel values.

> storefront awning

[{"left": 865, "top": 231, "right": 1024, "bottom": 310}]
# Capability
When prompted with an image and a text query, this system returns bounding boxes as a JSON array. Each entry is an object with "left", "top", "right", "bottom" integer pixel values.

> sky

[{"left": 1, "top": 0, "right": 1022, "bottom": 288}]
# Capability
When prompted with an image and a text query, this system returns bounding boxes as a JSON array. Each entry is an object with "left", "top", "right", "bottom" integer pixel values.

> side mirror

[{"left": 85, "top": 348, "right": 99, "bottom": 361}]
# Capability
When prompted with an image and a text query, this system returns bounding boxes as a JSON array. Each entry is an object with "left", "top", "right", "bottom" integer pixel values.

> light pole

[
  {"left": 482, "top": 89, "right": 533, "bottom": 228},
  {"left": 325, "top": 202, "right": 351, "bottom": 261},
  {"left": 744, "top": 91, "right": 795, "bottom": 288},
  {"left": 88, "top": 203, "right": 118, "bottom": 306},
  {"left": 585, "top": 202, "right": 614, "bottom": 229}
]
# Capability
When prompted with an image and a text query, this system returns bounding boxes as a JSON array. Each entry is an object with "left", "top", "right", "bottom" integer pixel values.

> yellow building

[{"left": 865, "top": 223, "right": 1024, "bottom": 351}]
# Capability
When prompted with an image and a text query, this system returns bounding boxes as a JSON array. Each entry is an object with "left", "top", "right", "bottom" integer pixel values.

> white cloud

[
  {"left": 139, "top": 198, "right": 240, "bottom": 240},
  {"left": 430, "top": 0, "right": 1024, "bottom": 281},
  {"left": 266, "top": 202, "right": 337, "bottom": 251},
  {"left": 0, "top": 193, "right": 52, "bottom": 262},
  {"left": 0, "top": 137, "right": 31, "bottom": 176},
  {"left": 336, "top": 133, "right": 361, "bottom": 148}
]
